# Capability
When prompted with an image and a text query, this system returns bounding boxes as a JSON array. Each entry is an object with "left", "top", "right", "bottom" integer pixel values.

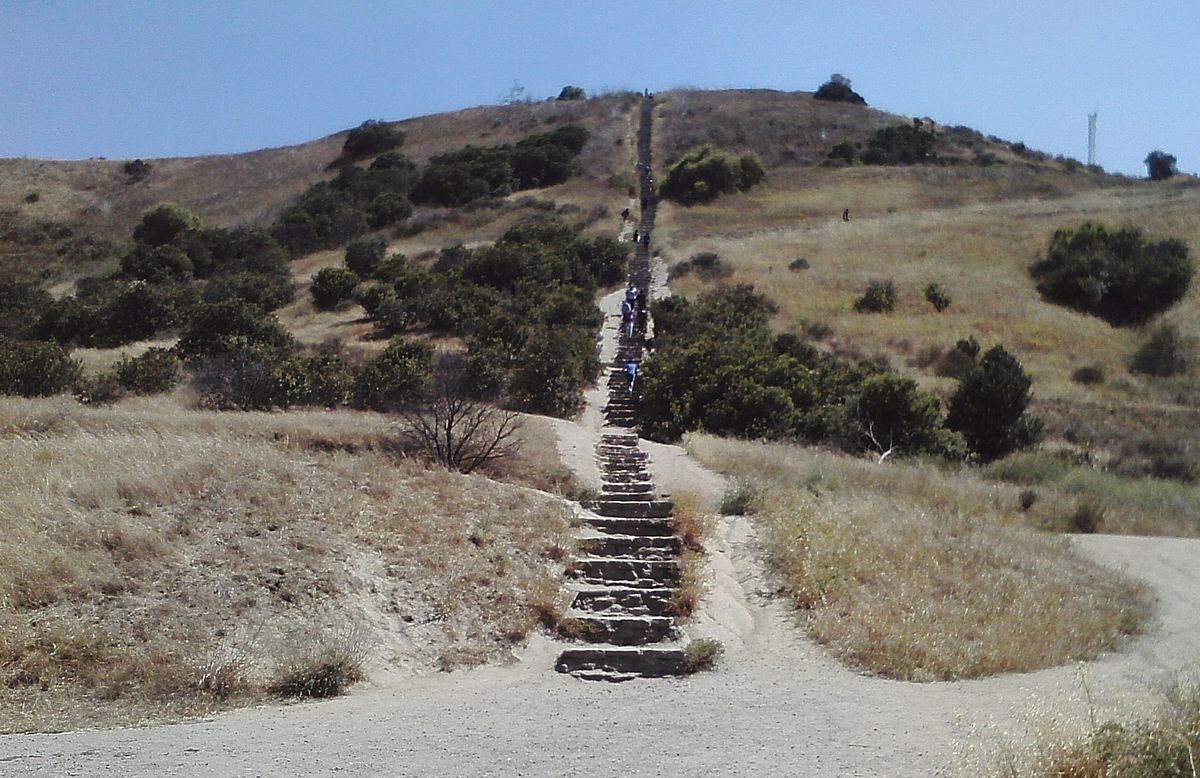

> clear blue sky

[{"left": 2, "top": 1, "right": 1197, "bottom": 176}]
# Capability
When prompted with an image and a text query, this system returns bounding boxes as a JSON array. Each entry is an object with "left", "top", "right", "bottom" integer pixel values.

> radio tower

[{"left": 1087, "top": 111, "right": 1097, "bottom": 167}]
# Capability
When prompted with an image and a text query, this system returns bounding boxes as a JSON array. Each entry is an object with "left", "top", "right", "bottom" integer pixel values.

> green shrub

[
  {"left": 856, "top": 120, "right": 936, "bottom": 165},
  {"left": 854, "top": 279, "right": 896, "bottom": 313},
  {"left": 342, "top": 120, "right": 405, "bottom": 160},
  {"left": 176, "top": 299, "right": 295, "bottom": 363},
  {"left": 132, "top": 203, "right": 202, "bottom": 247},
  {"left": 73, "top": 372, "right": 124, "bottom": 405},
  {"left": 923, "top": 282, "right": 951, "bottom": 312},
  {"left": 0, "top": 337, "right": 82, "bottom": 396},
  {"left": 202, "top": 270, "right": 294, "bottom": 312},
  {"left": 344, "top": 235, "right": 387, "bottom": 277},
  {"left": 115, "top": 347, "right": 181, "bottom": 394},
  {"left": 827, "top": 141, "right": 857, "bottom": 163},
  {"left": 846, "top": 373, "right": 946, "bottom": 457},
  {"left": 310, "top": 267, "right": 361, "bottom": 310},
  {"left": 508, "top": 325, "right": 598, "bottom": 415},
  {"left": 120, "top": 244, "right": 194, "bottom": 283},
  {"left": 366, "top": 191, "right": 412, "bottom": 229},
  {"left": 788, "top": 258, "right": 810, "bottom": 271},
  {"left": 0, "top": 274, "right": 53, "bottom": 340},
  {"left": 271, "top": 182, "right": 368, "bottom": 256},
  {"left": 1130, "top": 323, "right": 1193, "bottom": 377},
  {"left": 946, "top": 345, "right": 1043, "bottom": 462},
  {"left": 1030, "top": 221, "right": 1193, "bottom": 326},
  {"left": 660, "top": 145, "right": 765, "bottom": 205},
  {"left": 556, "top": 85, "right": 585, "bottom": 101},
  {"left": 350, "top": 338, "right": 432, "bottom": 411}
]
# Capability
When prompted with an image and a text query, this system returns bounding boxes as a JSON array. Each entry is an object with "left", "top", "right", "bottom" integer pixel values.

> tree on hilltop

[{"left": 814, "top": 73, "right": 867, "bottom": 105}]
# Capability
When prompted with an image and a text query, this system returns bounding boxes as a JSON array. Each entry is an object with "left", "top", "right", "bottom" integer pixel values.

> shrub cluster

[
  {"left": 642, "top": 287, "right": 1040, "bottom": 463},
  {"left": 668, "top": 252, "right": 732, "bottom": 282},
  {"left": 37, "top": 204, "right": 294, "bottom": 348},
  {"left": 827, "top": 119, "right": 937, "bottom": 165},
  {"left": 272, "top": 153, "right": 417, "bottom": 255},
  {"left": 639, "top": 285, "right": 956, "bottom": 457},
  {"left": 341, "top": 120, "right": 405, "bottom": 161},
  {"left": 1031, "top": 220, "right": 1193, "bottom": 326},
  {"left": 0, "top": 336, "right": 81, "bottom": 396},
  {"left": 1130, "top": 323, "right": 1193, "bottom": 377},
  {"left": 660, "top": 146, "right": 765, "bottom": 205},
  {"left": 411, "top": 125, "right": 588, "bottom": 207},
  {"left": 352, "top": 220, "right": 624, "bottom": 415},
  {"left": 854, "top": 280, "right": 896, "bottom": 313}
]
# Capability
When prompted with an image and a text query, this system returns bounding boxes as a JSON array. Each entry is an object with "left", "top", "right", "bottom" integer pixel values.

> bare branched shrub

[{"left": 400, "top": 354, "right": 522, "bottom": 474}]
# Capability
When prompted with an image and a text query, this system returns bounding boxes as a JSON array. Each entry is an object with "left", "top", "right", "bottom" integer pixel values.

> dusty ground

[{"left": 2, "top": 242, "right": 1198, "bottom": 778}]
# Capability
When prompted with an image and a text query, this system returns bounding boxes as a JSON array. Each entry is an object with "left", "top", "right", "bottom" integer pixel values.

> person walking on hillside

[{"left": 625, "top": 360, "right": 639, "bottom": 392}]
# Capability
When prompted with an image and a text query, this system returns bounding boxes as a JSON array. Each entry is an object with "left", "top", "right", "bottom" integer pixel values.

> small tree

[
  {"left": 133, "top": 203, "right": 202, "bottom": 247},
  {"left": 924, "top": 282, "right": 951, "bottom": 312},
  {"left": 342, "top": 121, "right": 405, "bottom": 160},
  {"left": 0, "top": 336, "right": 82, "bottom": 396},
  {"left": 310, "top": 267, "right": 360, "bottom": 309},
  {"left": 1145, "top": 150, "right": 1177, "bottom": 181},
  {"left": 350, "top": 338, "right": 432, "bottom": 411},
  {"left": 344, "top": 235, "right": 387, "bottom": 277},
  {"left": 946, "top": 345, "right": 1043, "bottom": 462},
  {"left": 854, "top": 280, "right": 896, "bottom": 313},
  {"left": 814, "top": 74, "right": 867, "bottom": 105},
  {"left": 399, "top": 355, "right": 522, "bottom": 474},
  {"left": 556, "top": 85, "right": 586, "bottom": 101},
  {"left": 1130, "top": 323, "right": 1193, "bottom": 377}
]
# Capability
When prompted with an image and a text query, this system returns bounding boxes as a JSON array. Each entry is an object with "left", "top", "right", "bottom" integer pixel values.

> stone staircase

[{"left": 555, "top": 95, "right": 691, "bottom": 681}]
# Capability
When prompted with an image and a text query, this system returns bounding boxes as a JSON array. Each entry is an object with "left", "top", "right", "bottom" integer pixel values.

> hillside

[
  {"left": 1, "top": 87, "right": 1198, "bottom": 756},
  {"left": 0, "top": 93, "right": 636, "bottom": 279}
]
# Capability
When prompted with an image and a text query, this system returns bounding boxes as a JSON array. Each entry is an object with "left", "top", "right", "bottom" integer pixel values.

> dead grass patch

[
  {"left": 0, "top": 395, "right": 572, "bottom": 732},
  {"left": 688, "top": 434, "right": 1151, "bottom": 681}
]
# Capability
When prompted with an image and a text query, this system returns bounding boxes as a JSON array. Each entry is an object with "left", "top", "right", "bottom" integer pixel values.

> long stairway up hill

[{"left": 555, "top": 96, "right": 692, "bottom": 681}]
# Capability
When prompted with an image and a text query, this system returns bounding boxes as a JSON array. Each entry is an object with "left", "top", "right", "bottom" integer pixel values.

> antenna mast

[{"left": 1087, "top": 111, "right": 1097, "bottom": 166}]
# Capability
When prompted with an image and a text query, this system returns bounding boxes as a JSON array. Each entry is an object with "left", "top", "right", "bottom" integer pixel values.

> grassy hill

[{"left": 1, "top": 87, "right": 1196, "bottom": 732}]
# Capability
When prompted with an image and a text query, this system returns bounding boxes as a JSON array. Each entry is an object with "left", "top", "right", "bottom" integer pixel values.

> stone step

[
  {"left": 589, "top": 492, "right": 668, "bottom": 503},
  {"left": 600, "top": 434, "right": 638, "bottom": 445},
  {"left": 596, "top": 449, "right": 647, "bottom": 460},
  {"left": 601, "top": 471, "right": 652, "bottom": 484},
  {"left": 559, "top": 614, "right": 676, "bottom": 646},
  {"left": 600, "top": 482, "right": 654, "bottom": 494},
  {"left": 570, "top": 557, "right": 680, "bottom": 586},
  {"left": 579, "top": 533, "right": 680, "bottom": 559},
  {"left": 585, "top": 500, "right": 674, "bottom": 519},
  {"left": 570, "top": 585, "right": 677, "bottom": 616},
  {"left": 582, "top": 515, "right": 674, "bottom": 536},
  {"left": 597, "top": 461, "right": 647, "bottom": 473},
  {"left": 555, "top": 646, "right": 688, "bottom": 680}
]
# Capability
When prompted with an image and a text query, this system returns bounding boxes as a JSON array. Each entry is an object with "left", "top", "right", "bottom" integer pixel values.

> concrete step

[
  {"left": 600, "top": 482, "right": 654, "bottom": 494},
  {"left": 559, "top": 614, "right": 676, "bottom": 646},
  {"left": 570, "top": 557, "right": 680, "bottom": 586},
  {"left": 555, "top": 646, "right": 688, "bottom": 679},
  {"left": 579, "top": 534, "right": 680, "bottom": 559},
  {"left": 586, "top": 500, "right": 674, "bottom": 519},
  {"left": 597, "top": 461, "right": 647, "bottom": 473},
  {"left": 570, "top": 585, "right": 677, "bottom": 616}
]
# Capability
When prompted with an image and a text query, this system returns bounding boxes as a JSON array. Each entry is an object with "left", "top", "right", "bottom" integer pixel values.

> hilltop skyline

[{"left": 2, "top": 1, "right": 1197, "bottom": 177}]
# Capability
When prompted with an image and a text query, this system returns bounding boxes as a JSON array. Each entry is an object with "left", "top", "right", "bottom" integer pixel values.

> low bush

[
  {"left": 350, "top": 338, "right": 433, "bottom": 411},
  {"left": 660, "top": 145, "right": 766, "bottom": 205},
  {"left": 924, "top": 282, "right": 951, "bottom": 312},
  {"left": 1071, "top": 364, "right": 1106, "bottom": 386},
  {"left": 341, "top": 120, "right": 405, "bottom": 161},
  {"left": 720, "top": 480, "right": 760, "bottom": 515},
  {"left": 854, "top": 119, "right": 936, "bottom": 165},
  {"left": 854, "top": 279, "right": 896, "bottom": 313},
  {"left": 684, "top": 638, "right": 725, "bottom": 673},
  {"left": 556, "top": 85, "right": 585, "bottom": 101},
  {"left": 176, "top": 299, "right": 295, "bottom": 363},
  {"left": 813, "top": 73, "right": 866, "bottom": 105},
  {"left": 1130, "top": 323, "right": 1193, "bottom": 377},
  {"left": 1031, "top": 221, "right": 1193, "bottom": 326},
  {"left": 310, "top": 267, "right": 361, "bottom": 310},
  {"left": 344, "top": 235, "right": 388, "bottom": 278},
  {"left": 115, "top": 347, "right": 181, "bottom": 395},
  {"left": 0, "top": 337, "right": 82, "bottom": 396},
  {"left": 788, "top": 258, "right": 810, "bottom": 271},
  {"left": 122, "top": 159, "right": 151, "bottom": 182},
  {"left": 73, "top": 372, "right": 124, "bottom": 405}
]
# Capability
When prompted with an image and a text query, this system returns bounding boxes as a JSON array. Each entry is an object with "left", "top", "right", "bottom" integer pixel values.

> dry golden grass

[
  {"left": 0, "top": 395, "right": 573, "bottom": 732},
  {"left": 688, "top": 434, "right": 1151, "bottom": 681}
]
